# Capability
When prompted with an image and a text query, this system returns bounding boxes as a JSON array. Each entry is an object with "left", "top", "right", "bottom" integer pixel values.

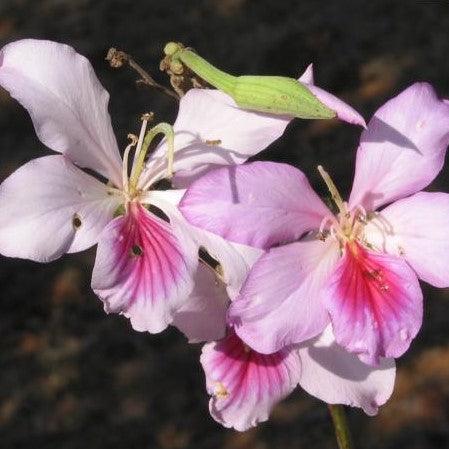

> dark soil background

[{"left": 1, "top": 1, "right": 449, "bottom": 448}]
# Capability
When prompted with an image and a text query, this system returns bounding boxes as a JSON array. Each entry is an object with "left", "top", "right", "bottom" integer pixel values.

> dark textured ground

[{"left": 1, "top": 1, "right": 449, "bottom": 448}]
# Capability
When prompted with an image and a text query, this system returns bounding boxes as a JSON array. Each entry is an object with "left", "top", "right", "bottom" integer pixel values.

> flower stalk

[{"left": 328, "top": 404, "right": 354, "bottom": 449}]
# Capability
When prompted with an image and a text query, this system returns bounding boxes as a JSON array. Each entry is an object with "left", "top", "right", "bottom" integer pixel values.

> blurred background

[{"left": 1, "top": 1, "right": 449, "bottom": 448}]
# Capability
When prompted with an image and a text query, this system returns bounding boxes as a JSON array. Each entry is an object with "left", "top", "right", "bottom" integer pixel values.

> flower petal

[
  {"left": 146, "top": 189, "right": 263, "bottom": 299},
  {"left": 323, "top": 242, "right": 423, "bottom": 365},
  {"left": 299, "top": 326, "right": 395, "bottom": 415},
  {"left": 229, "top": 238, "right": 340, "bottom": 354},
  {"left": 299, "top": 64, "right": 366, "bottom": 127},
  {"left": 180, "top": 161, "right": 331, "bottom": 249},
  {"left": 349, "top": 83, "right": 449, "bottom": 211},
  {"left": 172, "top": 263, "right": 229, "bottom": 343},
  {"left": 201, "top": 330, "right": 301, "bottom": 431},
  {"left": 138, "top": 88, "right": 291, "bottom": 188},
  {"left": 364, "top": 191, "right": 449, "bottom": 288},
  {"left": 0, "top": 39, "right": 122, "bottom": 186},
  {"left": 0, "top": 155, "right": 119, "bottom": 262},
  {"left": 91, "top": 202, "right": 198, "bottom": 333}
]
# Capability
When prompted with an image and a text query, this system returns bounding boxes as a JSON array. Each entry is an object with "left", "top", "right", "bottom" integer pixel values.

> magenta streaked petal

[
  {"left": 299, "top": 64, "right": 366, "bottom": 127},
  {"left": 139, "top": 88, "right": 291, "bottom": 189},
  {"left": 323, "top": 242, "right": 423, "bottom": 365},
  {"left": 229, "top": 238, "right": 339, "bottom": 354},
  {"left": 0, "top": 39, "right": 123, "bottom": 186},
  {"left": 201, "top": 330, "right": 301, "bottom": 431},
  {"left": 144, "top": 189, "right": 264, "bottom": 296},
  {"left": 180, "top": 161, "right": 331, "bottom": 249},
  {"left": 172, "top": 263, "right": 229, "bottom": 343},
  {"left": 0, "top": 155, "right": 120, "bottom": 262},
  {"left": 364, "top": 191, "right": 449, "bottom": 288},
  {"left": 92, "top": 202, "right": 198, "bottom": 333},
  {"left": 349, "top": 83, "right": 449, "bottom": 211},
  {"left": 299, "top": 326, "right": 396, "bottom": 415}
]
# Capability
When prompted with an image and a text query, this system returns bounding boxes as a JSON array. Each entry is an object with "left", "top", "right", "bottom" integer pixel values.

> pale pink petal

[
  {"left": 229, "top": 238, "right": 340, "bottom": 354},
  {"left": 0, "top": 39, "right": 122, "bottom": 186},
  {"left": 138, "top": 88, "right": 291, "bottom": 188},
  {"left": 143, "top": 190, "right": 263, "bottom": 295},
  {"left": 299, "top": 326, "right": 395, "bottom": 415},
  {"left": 349, "top": 83, "right": 449, "bottom": 211},
  {"left": 323, "top": 242, "right": 423, "bottom": 365},
  {"left": 0, "top": 155, "right": 120, "bottom": 262},
  {"left": 172, "top": 263, "right": 229, "bottom": 343},
  {"left": 180, "top": 162, "right": 331, "bottom": 249},
  {"left": 188, "top": 225, "right": 263, "bottom": 298},
  {"left": 299, "top": 64, "right": 366, "bottom": 127},
  {"left": 201, "top": 330, "right": 301, "bottom": 431},
  {"left": 91, "top": 202, "right": 198, "bottom": 333},
  {"left": 364, "top": 192, "right": 449, "bottom": 288}
]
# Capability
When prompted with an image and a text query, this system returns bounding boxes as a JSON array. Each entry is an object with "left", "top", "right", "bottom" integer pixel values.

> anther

[
  {"left": 205, "top": 139, "right": 222, "bottom": 146},
  {"left": 214, "top": 382, "right": 229, "bottom": 399},
  {"left": 127, "top": 133, "right": 138, "bottom": 145}
]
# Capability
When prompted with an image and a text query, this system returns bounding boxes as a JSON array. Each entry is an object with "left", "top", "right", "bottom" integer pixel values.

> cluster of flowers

[{"left": 1, "top": 39, "right": 449, "bottom": 431}]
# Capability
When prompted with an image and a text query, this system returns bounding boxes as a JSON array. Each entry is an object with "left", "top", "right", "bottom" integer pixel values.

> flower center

[
  {"left": 110, "top": 114, "right": 175, "bottom": 207},
  {"left": 317, "top": 165, "right": 368, "bottom": 247}
]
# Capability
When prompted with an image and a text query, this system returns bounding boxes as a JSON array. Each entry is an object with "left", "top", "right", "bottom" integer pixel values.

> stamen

[
  {"left": 132, "top": 113, "right": 154, "bottom": 171},
  {"left": 317, "top": 215, "right": 337, "bottom": 240},
  {"left": 129, "top": 122, "right": 176, "bottom": 191},
  {"left": 317, "top": 165, "right": 347, "bottom": 215},
  {"left": 122, "top": 134, "right": 138, "bottom": 194}
]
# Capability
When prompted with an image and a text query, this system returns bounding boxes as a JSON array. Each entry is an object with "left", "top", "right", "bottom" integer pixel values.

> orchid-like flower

[
  {"left": 0, "top": 39, "right": 364, "bottom": 334},
  {"left": 180, "top": 83, "right": 449, "bottom": 364}
]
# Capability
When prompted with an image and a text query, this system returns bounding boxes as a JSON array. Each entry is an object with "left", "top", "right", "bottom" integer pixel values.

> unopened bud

[{"left": 163, "top": 43, "right": 336, "bottom": 120}]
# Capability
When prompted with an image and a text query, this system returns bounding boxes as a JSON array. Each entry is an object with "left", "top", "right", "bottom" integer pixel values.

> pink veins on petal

[
  {"left": 324, "top": 241, "right": 422, "bottom": 365},
  {"left": 201, "top": 330, "right": 301, "bottom": 431},
  {"left": 93, "top": 202, "right": 194, "bottom": 333}
]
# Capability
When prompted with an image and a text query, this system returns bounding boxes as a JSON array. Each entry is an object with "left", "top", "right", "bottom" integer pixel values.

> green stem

[{"left": 328, "top": 405, "right": 354, "bottom": 449}]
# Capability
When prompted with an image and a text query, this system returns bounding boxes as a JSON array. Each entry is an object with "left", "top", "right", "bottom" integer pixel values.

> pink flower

[
  {"left": 0, "top": 39, "right": 327, "bottom": 333},
  {"left": 180, "top": 83, "right": 449, "bottom": 364},
  {"left": 201, "top": 326, "right": 395, "bottom": 431}
]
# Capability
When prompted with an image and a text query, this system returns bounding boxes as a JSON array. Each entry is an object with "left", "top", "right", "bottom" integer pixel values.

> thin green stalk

[{"left": 328, "top": 405, "right": 354, "bottom": 449}]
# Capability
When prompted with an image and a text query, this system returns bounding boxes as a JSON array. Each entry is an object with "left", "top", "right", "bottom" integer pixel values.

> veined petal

[
  {"left": 138, "top": 88, "right": 291, "bottom": 188},
  {"left": 0, "top": 39, "right": 123, "bottom": 186},
  {"left": 172, "top": 263, "right": 229, "bottom": 343},
  {"left": 299, "top": 326, "right": 395, "bottom": 415},
  {"left": 229, "top": 238, "right": 339, "bottom": 354},
  {"left": 349, "top": 83, "right": 449, "bottom": 211},
  {"left": 180, "top": 162, "right": 331, "bottom": 249},
  {"left": 299, "top": 64, "right": 366, "bottom": 127},
  {"left": 364, "top": 192, "right": 449, "bottom": 288},
  {"left": 0, "top": 155, "right": 120, "bottom": 262},
  {"left": 323, "top": 242, "right": 423, "bottom": 365},
  {"left": 201, "top": 330, "right": 301, "bottom": 431},
  {"left": 91, "top": 202, "right": 198, "bottom": 333}
]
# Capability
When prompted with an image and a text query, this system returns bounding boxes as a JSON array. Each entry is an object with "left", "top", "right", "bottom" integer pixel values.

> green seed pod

[{"left": 164, "top": 42, "right": 336, "bottom": 120}]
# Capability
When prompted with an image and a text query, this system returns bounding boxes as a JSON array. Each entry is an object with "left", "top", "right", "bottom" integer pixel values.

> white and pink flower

[{"left": 180, "top": 83, "right": 449, "bottom": 364}]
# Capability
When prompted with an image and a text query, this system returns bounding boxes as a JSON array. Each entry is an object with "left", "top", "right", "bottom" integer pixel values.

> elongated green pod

[{"left": 164, "top": 42, "right": 336, "bottom": 119}]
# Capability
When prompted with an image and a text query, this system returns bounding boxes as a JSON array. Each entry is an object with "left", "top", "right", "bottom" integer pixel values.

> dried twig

[{"left": 106, "top": 47, "right": 179, "bottom": 101}]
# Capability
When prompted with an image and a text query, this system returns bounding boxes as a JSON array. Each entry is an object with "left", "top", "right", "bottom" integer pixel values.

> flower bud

[{"left": 163, "top": 42, "right": 336, "bottom": 120}]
